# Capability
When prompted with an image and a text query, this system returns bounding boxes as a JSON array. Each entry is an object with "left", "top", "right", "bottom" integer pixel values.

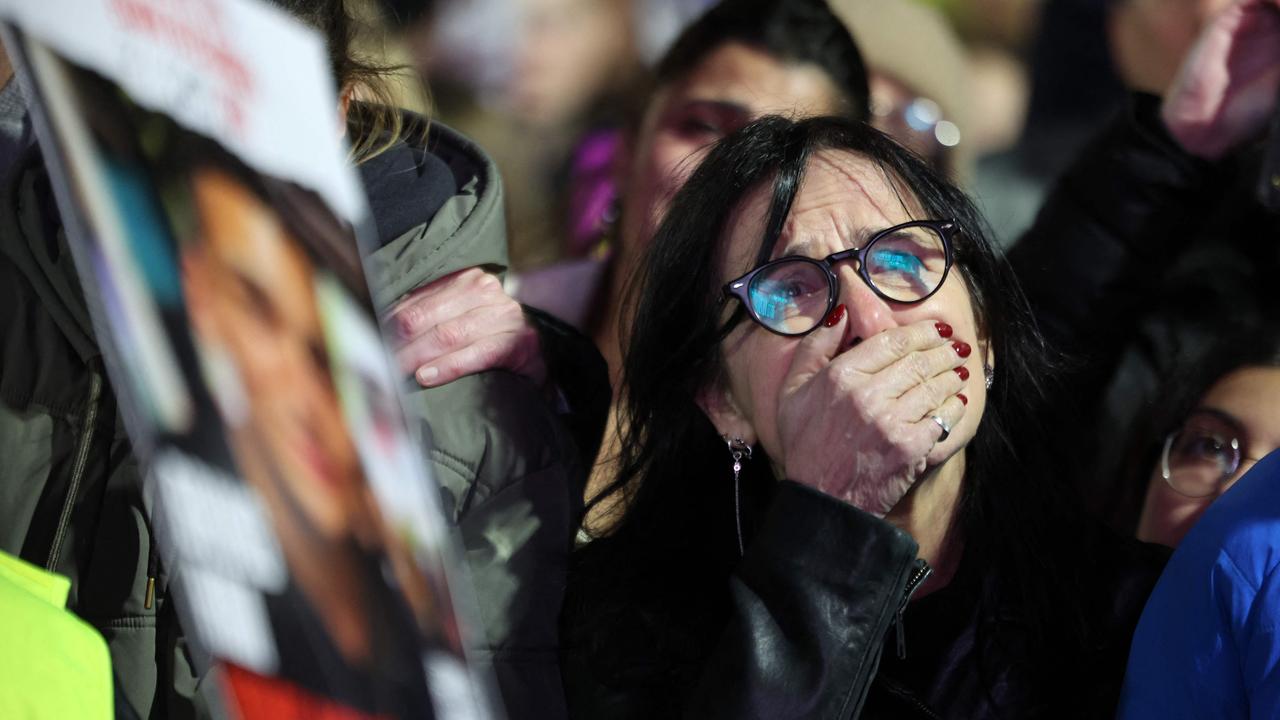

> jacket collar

[{"left": 360, "top": 120, "right": 509, "bottom": 313}]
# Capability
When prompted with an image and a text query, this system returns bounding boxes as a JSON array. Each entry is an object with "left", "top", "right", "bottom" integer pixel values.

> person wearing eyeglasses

[
  {"left": 1115, "top": 333, "right": 1280, "bottom": 717},
  {"left": 1118, "top": 447, "right": 1280, "bottom": 719},
  {"left": 1112, "top": 330, "right": 1280, "bottom": 548},
  {"left": 557, "top": 114, "right": 1166, "bottom": 719}
]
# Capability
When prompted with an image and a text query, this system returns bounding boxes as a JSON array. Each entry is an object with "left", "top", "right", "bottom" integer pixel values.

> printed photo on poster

[{"left": 6, "top": 13, "right": 493, "bottom": 718}]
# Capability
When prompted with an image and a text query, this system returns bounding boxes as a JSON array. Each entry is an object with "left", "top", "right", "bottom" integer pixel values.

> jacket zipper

[
  {"left": 878, "top": 675, "right": 943, "bottom": 720},
  {"left": 144, "top": 543, "right": 158, "bottom": 610},
  {"left": 46, "top": 368, "right": 102, "bottom": 571},
  {"left": 894, "top": 558, "right": 932, "bottom": 660}
]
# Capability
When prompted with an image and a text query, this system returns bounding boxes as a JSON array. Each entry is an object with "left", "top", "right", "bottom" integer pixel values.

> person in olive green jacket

[{"left": 361, "top": 118, "right": 599, "bottom": 720}]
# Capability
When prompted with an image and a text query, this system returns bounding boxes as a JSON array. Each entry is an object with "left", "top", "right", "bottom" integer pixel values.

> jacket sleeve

[
  {"left": 522, "top": 305, "right": 611, "bottom": 469},
  {"left": 1007, "top": 93, "right": 1219, "bottom": 364},
  {"left": 358, "top": 125, "right": 584, "bottom": 718},
  {"left": 686, "top": 481, "right": 920, "bottom": 720},
  {"left": 400, "top": 373, "right": 584, "bottom": 720}
]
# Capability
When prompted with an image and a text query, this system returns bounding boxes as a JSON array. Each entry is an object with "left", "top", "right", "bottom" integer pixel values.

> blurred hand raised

[
  {"left": 385, "top": 268, "right": 546, "bottom": 388},
  {"left": 1162, "top": 0, "right": 1280, "bottom": 159}
]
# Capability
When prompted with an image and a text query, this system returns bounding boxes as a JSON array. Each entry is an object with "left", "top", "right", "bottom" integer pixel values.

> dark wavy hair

[
  {"left": 567, "top": 115, "right": 1094, "bottom": 704},
  {"left": 656, "top": 0, "right": 871, "bottom": 122}
]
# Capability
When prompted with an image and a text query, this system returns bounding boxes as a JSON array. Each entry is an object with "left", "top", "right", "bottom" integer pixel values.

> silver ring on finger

[{"left": 930, "top": 414, "right": 951, "bottom": 443}]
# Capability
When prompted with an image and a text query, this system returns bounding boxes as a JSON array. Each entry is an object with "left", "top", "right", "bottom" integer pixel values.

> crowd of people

[{"left": 2, "top": 0, "right": 1280, "bottom": 717}]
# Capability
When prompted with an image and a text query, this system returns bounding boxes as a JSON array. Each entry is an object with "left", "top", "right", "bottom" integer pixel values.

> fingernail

[
  {"left": 954, "top": 366, "right": 970, "bottom": 381},
  {"left": 957, "top": 393, "right": 968, "bottom": 405},
  {"left": 823, "top": 304, "right": 846, "bottom": 328},
  {"left": 935, "top": 321, "right": 952, "bottom": 338},
  {"left": 952, "top": 341, "right": 971, "bottom": 358},
  {"left": 416, "top": 366, "right": 439, "bottom": 385}
]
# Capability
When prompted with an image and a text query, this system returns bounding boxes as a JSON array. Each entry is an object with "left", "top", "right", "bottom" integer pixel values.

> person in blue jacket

[{"left": 1118, "top": 447, "right": 1280, "bottom": 718}]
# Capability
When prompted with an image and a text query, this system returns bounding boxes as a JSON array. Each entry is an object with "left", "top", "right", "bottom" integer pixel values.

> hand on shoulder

[{"left": 385, "top": 267, "right": 546, "bottom": 388}]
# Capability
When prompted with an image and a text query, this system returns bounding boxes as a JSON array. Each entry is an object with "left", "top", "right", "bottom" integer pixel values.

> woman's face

[
  {"left": 185, "top": 168, "right": 363, "bottom": 542},
  {"left": 709, "top": 149, "right": 988, "bottom": 473},
  {"left": 1138, "top": 365, "right": 1280, "bottom": 547},
  {"left": 619, "top": 41, "right": 845, "bottom": 257}
]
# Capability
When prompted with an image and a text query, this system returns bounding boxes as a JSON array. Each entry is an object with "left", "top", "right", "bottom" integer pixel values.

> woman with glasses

[
  {"left": 1119, "top": 448, "right": 1280, "bottom": 719},
  {"left": 1114, "top": 337, "right": 1280, "bottom": 719},
  {"left": 1115, "top": 329, "right": 1280, "bottom": 717},
  {"left": 1115, "top": 330, "right": 1280, "bottom": 548},
  {"left": 559, "top": 115, "right": 1167, "bottom": 719}
]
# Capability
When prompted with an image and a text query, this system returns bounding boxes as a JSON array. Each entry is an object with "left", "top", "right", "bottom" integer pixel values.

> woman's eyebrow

[
  {"left": 682, "top": 98, "right": 750, "bottom": 116},
  {"left": 1187, "top": 405, "right": 1250, "bottom": 443},
  {"left": 775, "top": 234, "right": 813, "bottom": 258},
  {"left": 1192, "top": 405, "right": 1243, "bottom": 424},
  {"left": 850, "top": 226, "right": 878, "bottom": 247},
  {"left": 781, "top": 225, "right": 874, "bottom": 258}
]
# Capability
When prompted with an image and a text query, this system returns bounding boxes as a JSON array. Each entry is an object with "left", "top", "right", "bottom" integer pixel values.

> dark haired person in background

[
  {"left": 1114, "top": 328, "right": 1280, "bottom": 548},
  {"left": 1007, "top": 0, "right": 1280, "bottom": 530}
]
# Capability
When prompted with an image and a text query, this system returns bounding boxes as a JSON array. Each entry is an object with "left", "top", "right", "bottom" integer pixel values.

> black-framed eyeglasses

[
  {"left": 1160, "top": 408, "right": 1257, "bottom": 498},
  {"left": 722, "top": 219, "right": 957, "bottom": 336}
]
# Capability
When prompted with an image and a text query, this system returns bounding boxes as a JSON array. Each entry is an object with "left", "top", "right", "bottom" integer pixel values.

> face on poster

[{"left": 7, "top": 11, "right": 491, "bottom": 718}]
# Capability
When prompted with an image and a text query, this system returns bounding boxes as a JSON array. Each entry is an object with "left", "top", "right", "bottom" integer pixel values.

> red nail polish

[
  {"left": 952, "top": 341, "right": 971, "bottom": 358},
  {"left": 823, "top": 304, "right": 846, "bottom": 328},
  {"left": 955, "top": 366, "right": 970, "bottom": 381},
  {"left": 935, "top": 322, "right": 952, "bottom": 338},
  {"left": 957, "top": 393, "right": 968, "bottom": 405}
]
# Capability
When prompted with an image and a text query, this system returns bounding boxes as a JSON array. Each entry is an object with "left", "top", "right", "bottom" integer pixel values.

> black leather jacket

[
  {"left": 562, "top": 481, "right": 922, "bottom": 719},
  {"left": 560, "top": 478, "right": 1166, "bottom": 719}
]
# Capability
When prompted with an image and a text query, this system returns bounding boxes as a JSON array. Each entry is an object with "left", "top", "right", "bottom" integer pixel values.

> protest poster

[{"left": 0, "top": 0, "right": 500, "bottom": 717}]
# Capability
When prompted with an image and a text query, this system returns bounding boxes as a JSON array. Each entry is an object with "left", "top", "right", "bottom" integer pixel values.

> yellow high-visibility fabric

[{"left": 0, "top": 550, "right": 112, "bottom": 720}]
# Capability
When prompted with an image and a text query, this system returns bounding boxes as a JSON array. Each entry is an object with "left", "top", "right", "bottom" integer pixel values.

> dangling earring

[
  {"left": 726, "top": 436, "right": 752, "bottom": 557},
  {"left": 984, "top": 363, "right": 995, "bottom": 390},
  {"left": 601, "top": 195, "right": 621, "bottom": 226},
  {"left": 590, "top": 196, "right": 621, "bottom": 259}
]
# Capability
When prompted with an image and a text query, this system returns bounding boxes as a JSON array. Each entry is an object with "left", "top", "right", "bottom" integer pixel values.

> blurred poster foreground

[{"left": 0, "top": 0, "right": 499, "bottom": 718}]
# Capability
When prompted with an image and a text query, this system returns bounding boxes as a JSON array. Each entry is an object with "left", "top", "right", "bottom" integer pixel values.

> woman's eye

[
  {"left": 753, "top": 281, "right": 806, "bottom": 310},
  {"left": 750, "top": 271, "right": 824, "bottom": 321},
  {"left": 773, "top": 271, "right": 825, "bottom": 297},
  {"left": 1187, "top": 435, "right": 1227, "bottom": 458},
  {"left": 676, "top": 115, "right": 722, "bottom": 137},
  {"left": 1174, "top": 431, "right": 1236, "bottom": 472}
]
